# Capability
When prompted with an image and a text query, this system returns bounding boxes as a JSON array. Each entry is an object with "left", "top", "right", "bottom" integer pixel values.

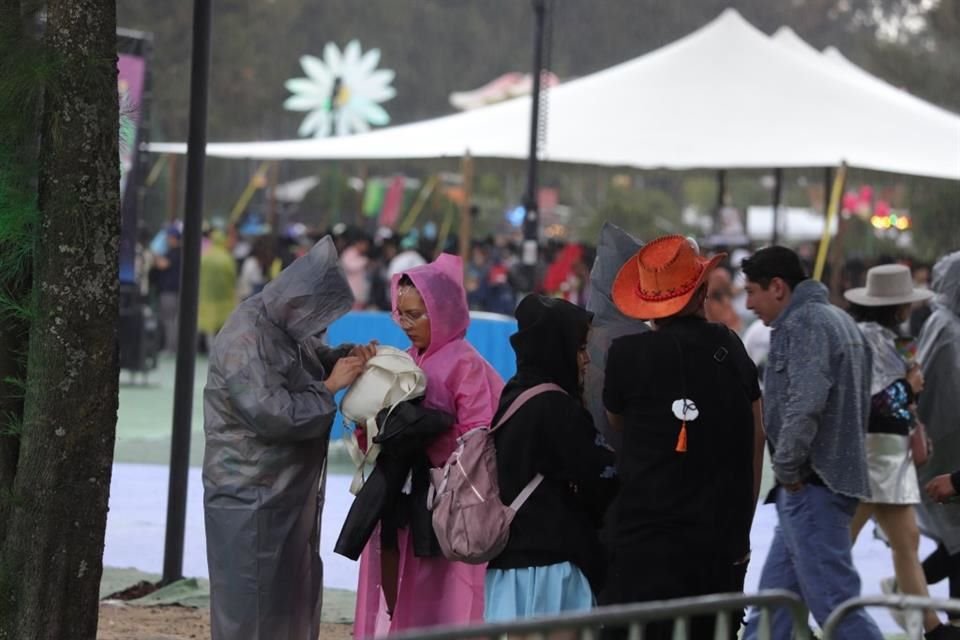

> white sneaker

[{"left": 882, "top": 576, "right": 909, "bottom": 631}]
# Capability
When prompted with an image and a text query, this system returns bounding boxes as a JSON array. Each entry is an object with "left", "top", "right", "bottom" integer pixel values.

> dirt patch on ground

[{"left": 97, "top": 603, "right": 353, "bottom": 640}]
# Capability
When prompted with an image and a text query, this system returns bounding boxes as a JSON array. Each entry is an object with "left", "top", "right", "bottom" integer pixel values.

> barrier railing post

[
  {"left": 671, "top": 616, "right": 689, "bottom": 639},
  {"left": 713, "top": 610, "right": 731, "bottom": 640},
  {"left": 389, "top": 591, "right": 810, "bottom": 640},
  {"left": 757, "top": 606, "right": 772, "bottom": 640},
  {"left": 822, "top": 595, "right": 960, "bottom": 639}
]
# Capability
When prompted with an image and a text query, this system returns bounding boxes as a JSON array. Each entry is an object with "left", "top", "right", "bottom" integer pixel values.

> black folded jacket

[{"left": 334, "top": 401, "right": 453, "bottom": 560}]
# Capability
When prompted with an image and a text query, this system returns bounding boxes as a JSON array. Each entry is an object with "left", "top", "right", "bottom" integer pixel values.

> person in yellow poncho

[{"left": 199, "top": 230, "right": 238, "bottom": 343}]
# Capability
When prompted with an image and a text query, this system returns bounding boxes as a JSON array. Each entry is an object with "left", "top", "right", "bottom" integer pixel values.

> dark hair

[
  {"left": 398, "top": 274, "right": 414, "bottom": 288},
  {"left": 741, "top": 246, "right": 808, "bottom": 290},
  {"left": 847, "top": 303, "right": 907, "bottom": 330}
]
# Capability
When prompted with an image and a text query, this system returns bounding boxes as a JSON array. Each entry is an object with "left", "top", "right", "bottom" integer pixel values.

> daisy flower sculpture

[{"left": 284, "top": 40, "right": 396, "bottom": 138}]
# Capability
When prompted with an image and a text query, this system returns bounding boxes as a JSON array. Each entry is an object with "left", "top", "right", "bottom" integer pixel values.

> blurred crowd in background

[{"left": 137, "top": 219, "right": 938, "bottom": 363}]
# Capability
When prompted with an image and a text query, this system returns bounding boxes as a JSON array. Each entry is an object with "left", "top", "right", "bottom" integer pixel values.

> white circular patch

[{"left": 671, "top": 398, "right": 699, "bottom": 422}]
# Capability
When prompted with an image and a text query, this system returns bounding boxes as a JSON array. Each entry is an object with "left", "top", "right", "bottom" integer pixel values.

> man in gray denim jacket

[{"left": 740, "top": 247, "right": 882, "bottom": 640}]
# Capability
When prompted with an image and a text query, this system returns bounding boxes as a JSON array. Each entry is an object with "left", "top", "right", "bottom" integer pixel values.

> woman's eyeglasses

[{"left": 393, "top": 309, "right": 428, "bottom": 327}]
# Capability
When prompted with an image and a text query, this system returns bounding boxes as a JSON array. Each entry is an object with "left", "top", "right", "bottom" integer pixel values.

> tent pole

[
  {"left": 823, "top": 166, "right": 833, "bottom": 215},
  {"left": 813, "top": 163, "right": 847, "bottom": 283},
  {"left": 162, "top": 0, "right": 212, "bottom": 586},
  {"left": 458, "top": 153, "right": 474, "bottom": 266},
  {"left": 771, "top": 168, "right": 783, "bottom": 245},
  {"left": 713, "top": 169, "right": 726, "bottom": 236},
  {"left": 826, "top": 166, "right": 849, "bottom": 302}
]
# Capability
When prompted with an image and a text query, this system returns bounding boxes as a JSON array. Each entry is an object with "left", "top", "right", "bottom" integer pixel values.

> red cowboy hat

[{"left": 612, "top": 235, "right": 726, "bottom": 320}]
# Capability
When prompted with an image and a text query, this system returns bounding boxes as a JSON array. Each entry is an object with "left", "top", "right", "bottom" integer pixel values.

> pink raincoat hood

[{"left": 390, "top": 253, "right": 470, "bottom": 361}]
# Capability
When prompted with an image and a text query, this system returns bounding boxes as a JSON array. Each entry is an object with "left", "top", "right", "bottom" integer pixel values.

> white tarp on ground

[{"left": 149, "top": 9, "right": 960, "bottom": 180}]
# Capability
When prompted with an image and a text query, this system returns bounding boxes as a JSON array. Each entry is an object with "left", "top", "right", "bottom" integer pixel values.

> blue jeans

[{"left": 744, "top": 484, "right": 883, "bottom": 640}]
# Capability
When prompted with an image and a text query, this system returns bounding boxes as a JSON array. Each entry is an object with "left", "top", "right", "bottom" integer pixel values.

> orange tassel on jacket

[{"left": 675, "top": 421, "right": 688, "bottom": 453}]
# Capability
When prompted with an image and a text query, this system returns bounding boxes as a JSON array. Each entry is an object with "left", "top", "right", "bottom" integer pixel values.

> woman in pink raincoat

[{"left": 353, "top": 253, "right": 505, "bottom": 638}]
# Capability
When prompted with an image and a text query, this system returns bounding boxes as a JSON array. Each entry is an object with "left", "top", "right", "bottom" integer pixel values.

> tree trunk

[
  {"left": 0, "top": 0, "right": 119, "bottom": 637},
  {"left": 0, "top": 0, "right": 33, "bottom": 544}
]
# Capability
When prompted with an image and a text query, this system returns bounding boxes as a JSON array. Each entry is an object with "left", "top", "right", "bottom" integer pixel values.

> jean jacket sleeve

[{"left": 774, "top": 321, "right": 833, "bottom": 485}]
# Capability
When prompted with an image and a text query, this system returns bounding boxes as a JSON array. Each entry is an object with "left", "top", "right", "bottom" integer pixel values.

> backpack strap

[
  {"left": 490, "top": 382, "right": 566, "bottom": 433},
  {"left": 508, "top": 474, "right": 544, "bottom": 512}
]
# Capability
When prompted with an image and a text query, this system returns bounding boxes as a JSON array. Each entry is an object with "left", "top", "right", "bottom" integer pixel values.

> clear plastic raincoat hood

[
  {"left": 584, "top": 223, "right": 648, "bottom": 450},
  {"left": 203, "top": 237, "right": 353, "bottom": 640}
]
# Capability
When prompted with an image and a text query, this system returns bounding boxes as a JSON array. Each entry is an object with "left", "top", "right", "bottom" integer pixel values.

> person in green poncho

[{"left": 199, "top": 230, "right": 238, "bottom": 345}]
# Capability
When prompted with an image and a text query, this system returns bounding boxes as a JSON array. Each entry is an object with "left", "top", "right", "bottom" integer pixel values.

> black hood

[{"left": 509, "top": 294, "right": 593, "bottom": 397}]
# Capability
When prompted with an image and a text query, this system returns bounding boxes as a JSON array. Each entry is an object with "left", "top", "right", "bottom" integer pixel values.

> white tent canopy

[
  {"left": 149, "top": 9, "right": 960, "bottom": 180},
  {"left": 772, "top": 27, "right": 960, "bottom": 134},
  {"left": 747, "top": 205, "right": 839, "bottom": 243}
]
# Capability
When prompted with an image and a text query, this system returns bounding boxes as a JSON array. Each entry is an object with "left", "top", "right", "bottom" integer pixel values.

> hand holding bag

[{"left": 340, "top": 345, "right": 427, "bottom": 494}]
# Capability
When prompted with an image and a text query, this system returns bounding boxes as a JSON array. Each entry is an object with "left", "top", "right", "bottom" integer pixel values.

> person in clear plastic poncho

[
  {"left": 583, "top": 223, "right": 648, "bottom": 452},
  {"left": 916, "top": 251, "right": 960, "bottom": 624},
  {"left": 203, "top": 236, "right": 374, "bottom": 640}
]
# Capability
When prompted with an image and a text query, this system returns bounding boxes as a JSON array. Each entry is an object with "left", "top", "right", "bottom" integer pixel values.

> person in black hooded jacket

[{"left": 485, "top": 294, "right": 619, "bottom": 622}]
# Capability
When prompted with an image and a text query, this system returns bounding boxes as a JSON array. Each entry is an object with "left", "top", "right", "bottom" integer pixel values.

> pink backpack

[{"left": 428, "top": 383, "right": 565, "bottom": 564}]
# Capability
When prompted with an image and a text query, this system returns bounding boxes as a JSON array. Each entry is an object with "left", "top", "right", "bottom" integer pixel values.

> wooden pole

[
  {"left": 355, "top": 162, "right": 368, "bottom": 228},
  {"left": 813, "top": 163, "right": 847, "bottom": 284},
  {"left": 398, "top": 175, "right": 439, "bottom": 234},
  {"left": 145, "top": 154, "right": 168, "bottom": 188},
  {"left": 458, "top": 153, "right": 474, "bottom": 265},
  {"left": 267, "top": 160, "right": 279, "bottom": 232},
  {"left": 165, "top": 153, "right": 179, "bottom": 222},
  {"left": 228, "top": 161, "right": 270, "bottom": 223},
  {"left": 437, "top": 204, "right": 455, "bottom": 254}
]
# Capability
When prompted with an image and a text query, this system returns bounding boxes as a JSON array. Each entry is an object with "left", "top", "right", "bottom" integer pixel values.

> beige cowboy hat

[{"left": 843, "top": 264, "right": 934, "bottom": 307}]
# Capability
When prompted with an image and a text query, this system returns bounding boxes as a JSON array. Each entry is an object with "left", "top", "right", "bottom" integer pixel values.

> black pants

[
  {"left": 602, "top": 548, "right": 748, "bottom": 640},
  {"left": 923, "top": 544, "right": 960, "bottom": 621}
]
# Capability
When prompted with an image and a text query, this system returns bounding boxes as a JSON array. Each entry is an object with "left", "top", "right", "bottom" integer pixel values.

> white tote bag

[{"left": 340, "top": 345, "right": 426, "bottom": 494}]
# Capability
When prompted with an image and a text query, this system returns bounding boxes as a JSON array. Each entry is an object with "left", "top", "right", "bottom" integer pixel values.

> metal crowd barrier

[
  {"left": 822, "top": 594, "right": 960, "bottom": 640},
  {"left": 390, "top": 590, "right": 811, "bottom": 640}
]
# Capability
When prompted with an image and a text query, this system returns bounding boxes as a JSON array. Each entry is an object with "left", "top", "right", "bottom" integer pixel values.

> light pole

[
  {"left": 521, "top": 0, "right": 547, "bottom": 289},
  {"left": 162, "top": 0, "right": 212, "bottom": 585}
]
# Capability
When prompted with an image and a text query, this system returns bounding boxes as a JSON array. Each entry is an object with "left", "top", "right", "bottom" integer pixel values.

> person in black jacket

[
  {"left": 603, "top": 236, "right": 761, "bottom": 640},
  {"left": 485, "top": 294, "right": 619, "bottom": 622}
]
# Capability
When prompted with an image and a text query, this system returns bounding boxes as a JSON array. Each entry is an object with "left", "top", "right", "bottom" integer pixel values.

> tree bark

[
  {"left": 0, "top": 0, "right": 119, "bottom": 637},
  {"left": 0, "top": 0, "right": 32, "bottom": 544}
]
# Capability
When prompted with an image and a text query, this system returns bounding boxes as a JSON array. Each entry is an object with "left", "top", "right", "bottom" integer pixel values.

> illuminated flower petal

[
  {"left": 298, "top": 109, "right": 331, "bottom": 138},
  {"left": 300, "top": 55, "right": 330, "bottom": 85},
  {"left": 343, "top": 40, "right": 362, "bottom": 68},
  {"left": 284, "top": 41, "right": 395, "bottom": 138},
  {"left": 323, "top": 43, "right": 342, "bottom": 76}
]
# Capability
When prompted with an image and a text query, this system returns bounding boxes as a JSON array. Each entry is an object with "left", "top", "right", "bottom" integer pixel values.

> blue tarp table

[{"left": 326, "top": 310, "right": 517, "bottom": 439}]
